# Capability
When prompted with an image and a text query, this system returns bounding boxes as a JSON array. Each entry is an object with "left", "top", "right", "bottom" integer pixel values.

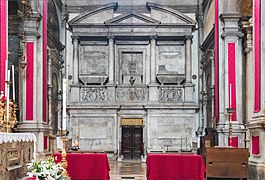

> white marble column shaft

[
  {"left": 108, "top": 37, "right": 115, "bottom": 84},
  {"left": 73, "top": 37, "right": 79, "bottom": 84},
  {"left": 185, "top": 36, "right": 192, "bottom": 83},
  {"left": 150, "top": 37, "right": 156, "bottom": 83}
]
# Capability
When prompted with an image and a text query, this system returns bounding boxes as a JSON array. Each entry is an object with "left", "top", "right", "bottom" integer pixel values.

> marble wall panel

[
  {"left": 149, "top": 115, "right": 194, "bottom": 151},
  {"left": 79, "top": 46, "right": 108, "bottom": 75},
  {"left": 72, "top": 116, "right": 115, "bottom": 150},
  {"left": 157, "top": 46, "right": 185, "bottom": 74},
  {"left": 80, "top": 126, "right": 107, "bottom": 139}
]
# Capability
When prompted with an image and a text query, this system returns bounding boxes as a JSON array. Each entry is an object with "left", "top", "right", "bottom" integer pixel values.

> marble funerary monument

[{"left": 66, "top": 2, "right": 199, "bottom": 159}]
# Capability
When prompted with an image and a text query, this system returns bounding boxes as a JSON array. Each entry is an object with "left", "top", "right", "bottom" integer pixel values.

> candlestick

[{"left": 12, "top": 65, "right": 15, "bottom": 102}]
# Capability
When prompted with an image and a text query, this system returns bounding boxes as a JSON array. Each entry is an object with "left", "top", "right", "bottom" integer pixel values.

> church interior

[{"left": 0, "top": 0, "right": 264, "bottom": 179}]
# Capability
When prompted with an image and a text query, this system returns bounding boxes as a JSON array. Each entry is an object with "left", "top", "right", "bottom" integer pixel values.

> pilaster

[
  {"left": 185, "top": 35, "right": 193, "bottom": 83},
  {"left": 148, "top": 35, "right": 159, "bottom": 102},
  {"left": 107, "top": 35, "right": 115, "bottom": 85},
  {"left": 72, "top": 36, "right": 79, "bottom": 85},
  {"left": 216, "top": 13, "right": 246, "bottom": 147},
  {"left": 16, "top": 2, "right": 50, "bottom": 155}
]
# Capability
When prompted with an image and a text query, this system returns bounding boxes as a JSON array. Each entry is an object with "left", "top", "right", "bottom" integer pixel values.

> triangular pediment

[{"left": 104, "top": 13, "right": 160, "bottom": 25}]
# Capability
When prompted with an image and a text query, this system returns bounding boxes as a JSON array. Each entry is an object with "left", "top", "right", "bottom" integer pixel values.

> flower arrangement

[{"left": 27, "top": 157, "right": 67, "bottom": 180}]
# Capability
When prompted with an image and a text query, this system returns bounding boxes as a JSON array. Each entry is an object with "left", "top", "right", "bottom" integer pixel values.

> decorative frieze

[
  {"left": 159, "top": 86, "right": 183, "bottom": 102},
  {"left": 116, "top": 86, "right": 148, "bottom": 102},
  {"left": 81, "top": 86, "right": 106, "bottom": 102}
]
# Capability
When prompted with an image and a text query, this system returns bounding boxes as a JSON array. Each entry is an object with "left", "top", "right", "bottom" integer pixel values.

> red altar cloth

[
  {"left": 53, "top": 153, "right": 110, "bottom": 180},
  {"left": 146, "top": 154, "right": 205, "bottom": 180}
]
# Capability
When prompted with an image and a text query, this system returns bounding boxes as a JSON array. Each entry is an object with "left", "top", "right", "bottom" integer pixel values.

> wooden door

[{"left": 122, "top": 126, "right": 143, "bottom": 159}]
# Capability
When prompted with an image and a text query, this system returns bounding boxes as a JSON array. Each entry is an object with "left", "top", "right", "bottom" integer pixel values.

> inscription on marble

[
  {"left": 128, "top": 61, "right": 136, "bottom": 74},
  {"left": 80, "top": 46, "right": 108, "bottom": 75}
]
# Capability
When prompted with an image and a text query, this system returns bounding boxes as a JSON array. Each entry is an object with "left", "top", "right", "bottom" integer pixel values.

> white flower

[{"left": 27, "top": 157, "right": 66, "bottom": 180}]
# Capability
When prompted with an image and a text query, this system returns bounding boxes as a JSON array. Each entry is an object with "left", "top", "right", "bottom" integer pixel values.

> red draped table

[
  {"left": 53, "top": 153, "right": 110, "bottom": 180},
  {"left": 146, "top": 154, "right": 205, "bottom": 180}
]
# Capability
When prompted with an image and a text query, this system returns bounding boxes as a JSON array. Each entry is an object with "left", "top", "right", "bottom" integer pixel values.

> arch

[
  {"left": 51, "top": 72, "right": 59, "bottom": 133},
  {"left": 146, "top": 2, "right": 196, "bottom": 24},
  {"left": 68, "top": 2, "right": 118, "bottom": 25},
  {"left": 48, "top": 0, "right": 60, "bottom": 39}
]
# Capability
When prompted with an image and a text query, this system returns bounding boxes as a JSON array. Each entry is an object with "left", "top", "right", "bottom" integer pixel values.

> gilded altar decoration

[{"left": 0, "top": 100, "right": 17, "bottom": 133}]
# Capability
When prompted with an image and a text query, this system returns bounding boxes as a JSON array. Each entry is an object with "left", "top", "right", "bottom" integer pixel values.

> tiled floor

[{"left": 109, "top": 159, "right": 146, "bottom": 180}]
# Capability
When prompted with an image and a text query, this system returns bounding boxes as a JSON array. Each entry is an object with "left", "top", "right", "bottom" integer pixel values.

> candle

[
  {"left": 12, "top": 65, "right": 15, "bottom": 102},
  {"left": 62, "top": 79, "right": 67, "bottom": 131},
  {"left": 6, "top": 70, "right": 10, "bottom": 130},
  {"left": 7, "top": 69, "right": 10, "bottom": 81},
  {"left": 229, "top": 83, "right": 232, "bottom": 108}
]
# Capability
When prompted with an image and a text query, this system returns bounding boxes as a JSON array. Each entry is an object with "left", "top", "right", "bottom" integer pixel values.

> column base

[
  {"left": 184, "top": 83, "right": 195, "bottom": 103},
  {"left": 148, "top": 83, "right": 159, "bottom": 101},
  {"left": 249, "top": 161, "right": 265, "bottom": 180},
  {"left": 216, "top": 121, "right": 246, "bottom": 147},
  {"left": 106, "top": 83, "right": 116, "bottom": 101},
  {"left": 148, "top": 82, "right": 159, "bottom": 87},
  {"left": 69, "top": 84, "right": 80, "bottom": 103}
]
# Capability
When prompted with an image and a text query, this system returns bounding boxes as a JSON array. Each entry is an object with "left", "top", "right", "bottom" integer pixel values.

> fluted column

[
  {"left": 108, "top": 36, "right": 115, "bottom": 84},
  {"left": 73, "top": 36, "right": 79, "bottom": 84},
  {"left": 185, "top": 36, "right": 192, "bottom": 83}
]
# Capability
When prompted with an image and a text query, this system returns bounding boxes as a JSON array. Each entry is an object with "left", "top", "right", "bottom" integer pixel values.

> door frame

[
  {"left": 121, "top": 125, "right": 143, "bottom": 159},
  {"left": 118, "top": 115, "right": 146, "bottom": 160}
]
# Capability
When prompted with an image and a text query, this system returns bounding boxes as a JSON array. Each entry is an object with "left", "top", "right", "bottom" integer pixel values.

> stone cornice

[
  {"left": 220, "top": 13, "right": 243, "bottom": 22},
  {"left": 66, "top": 4, "right": 197, "bottom": 14}
]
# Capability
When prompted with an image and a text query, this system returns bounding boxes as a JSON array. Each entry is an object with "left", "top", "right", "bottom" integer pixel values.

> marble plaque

[{"left": 80, "top": 125, "right": 107, "bottom": 139}]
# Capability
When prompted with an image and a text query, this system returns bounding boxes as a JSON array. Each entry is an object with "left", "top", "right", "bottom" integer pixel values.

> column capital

[
  {"left": 71, "top": 36, "right": 80, "bottom": 44},
  {"left": 71, "top": 35, "right": 79, "bottom": 41},
  {"left": 149, "top": 35, "right": 157, "bottom": 40},
  {"left": 107, "top": 34, "right": 115, "bottom": 40},
  {"left": 185, "top": 35, "right": 193, "bottom": 41}
]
